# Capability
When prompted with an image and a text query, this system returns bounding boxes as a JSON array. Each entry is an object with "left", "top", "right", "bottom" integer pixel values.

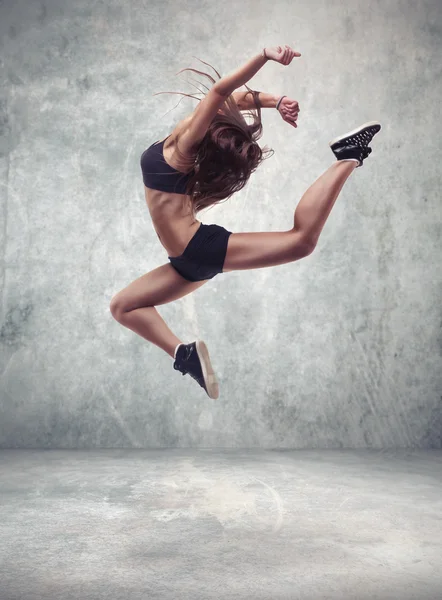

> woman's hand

[
  {"left": 265, "top": 45, "right": 301, "bottom": 65},
  {"left": 277, "top": 97, "right": 300, "bottom": 128}
]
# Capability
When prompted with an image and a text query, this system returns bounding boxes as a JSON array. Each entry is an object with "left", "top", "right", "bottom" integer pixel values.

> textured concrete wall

[{"left": 1, "top": 0, "right": 441, "bottom": 448}]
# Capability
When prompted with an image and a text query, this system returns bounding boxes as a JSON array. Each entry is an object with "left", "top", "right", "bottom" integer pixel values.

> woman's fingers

[
  {"left": 282, "top": 111, "right": 299, "bottom": 126},
  {"left": 278, "top": 95, "right": 301, "bottom": 127}
]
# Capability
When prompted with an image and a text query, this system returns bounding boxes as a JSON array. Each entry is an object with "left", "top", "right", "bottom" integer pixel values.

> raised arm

[
  {"left": 177, "top": 47, "right": 299, "bottom": 155},
  {"left": 216, "top": 46, "right": 300, "bottom": 115},
  {"left": 214, "top": 51, "right": 268, "bottom": 97},
  {"left": 214, "top": 45, "right": 300, "bottom": 98}
]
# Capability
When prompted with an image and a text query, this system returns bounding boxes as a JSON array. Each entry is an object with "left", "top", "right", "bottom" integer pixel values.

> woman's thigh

[
  {"left": 223, "top": 228, "right": 313, "bottom": 272},
  {"left": 110, "top": 263, "right": 208, "bottom": 315}
]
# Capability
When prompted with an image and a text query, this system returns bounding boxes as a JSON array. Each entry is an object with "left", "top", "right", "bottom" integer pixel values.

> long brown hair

[{"left": 153, "top": 57, "right": 274, "bottom": 215}]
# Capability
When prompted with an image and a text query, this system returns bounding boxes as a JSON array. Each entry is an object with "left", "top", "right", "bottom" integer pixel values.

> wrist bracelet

[
  {"left": 276, "top": 95, "right": 286, "bottom": 111},
  {"left": 262, "top": 48, "right": 268, "bottom": 59}
]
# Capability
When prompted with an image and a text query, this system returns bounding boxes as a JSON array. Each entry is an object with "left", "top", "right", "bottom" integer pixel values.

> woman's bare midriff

[{"left": 143, "top": 133, "right": 201, "bottom": 258}]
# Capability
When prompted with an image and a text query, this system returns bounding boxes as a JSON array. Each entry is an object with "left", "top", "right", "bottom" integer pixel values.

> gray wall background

[{"left": 0, "top": 0, "right": 441, "bottom": 448}]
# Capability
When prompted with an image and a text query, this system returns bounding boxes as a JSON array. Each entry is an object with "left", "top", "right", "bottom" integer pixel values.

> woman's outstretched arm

[
  {"left": 215, "top": 46, "right": 300, "bottom": 97},
  {"left": 232, "top": 90, "right": 280, "bottom": 110},
  {"left": 214, "top": 51, "right": 268, "bottom": 96}
]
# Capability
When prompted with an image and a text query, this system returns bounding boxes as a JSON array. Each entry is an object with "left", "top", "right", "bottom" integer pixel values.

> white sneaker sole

[
  {"left": 329, "top": 121, "right": 381, "bottom": 148},
  {"left": 196, "top": 339, "right": 219, "bottom": 400}
]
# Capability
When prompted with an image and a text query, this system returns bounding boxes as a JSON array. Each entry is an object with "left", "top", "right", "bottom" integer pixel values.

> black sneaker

[
  {"left": 173, "top": 341, "right": 219, "bottom": 400},
  {"left": 329, "top": 121, "right": 381, "bottom": 167}
]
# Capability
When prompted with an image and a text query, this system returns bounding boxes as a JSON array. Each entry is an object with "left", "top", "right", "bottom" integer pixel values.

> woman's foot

[
  {"left": 329, "top": 121, "right": 381, "bottom": 167},
  {"left": 173, "top": 340, "right": 219, "bottom": 399}
]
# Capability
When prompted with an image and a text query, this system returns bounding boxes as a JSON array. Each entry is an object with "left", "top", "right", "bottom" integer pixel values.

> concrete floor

[{"left": 0, "top": 450, "right": 441, "bottom": 600}]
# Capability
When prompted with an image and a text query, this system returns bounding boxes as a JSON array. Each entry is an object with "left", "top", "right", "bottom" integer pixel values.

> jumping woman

[{"left": 110, "top": 45, "right": 381, "bottom": 400}]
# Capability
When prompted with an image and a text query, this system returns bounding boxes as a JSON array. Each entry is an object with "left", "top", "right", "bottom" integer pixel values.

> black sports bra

[{"left": 140, "top": 136, "right": 194, "bottom": 195}]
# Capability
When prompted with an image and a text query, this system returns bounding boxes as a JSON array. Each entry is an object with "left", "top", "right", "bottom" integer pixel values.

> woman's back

[{"left": 142, "top": 121, "right": 202, "bottom": 258}]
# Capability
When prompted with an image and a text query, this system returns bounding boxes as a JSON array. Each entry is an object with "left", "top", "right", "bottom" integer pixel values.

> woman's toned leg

[
  {"left": 223, "top": 160, "right": 357, "bottom": 271},
  {"left": 110, "top": 264, "right": 208, "bottom": 357},
  {"left": 292, "top": 159, "right": 357, "bottom": 245}
]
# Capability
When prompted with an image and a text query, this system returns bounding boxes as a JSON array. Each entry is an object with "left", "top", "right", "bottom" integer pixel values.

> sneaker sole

[
  {"left": 196, "top": 339, "right": 219, "bottom": 400},
  {"left": 329, "top": 121, "right": 381, "bottom": 148}
]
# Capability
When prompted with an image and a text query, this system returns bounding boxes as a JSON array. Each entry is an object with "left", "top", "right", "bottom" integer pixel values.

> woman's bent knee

[
  {"left": 110, "top": 294, "right": 156, "bottom": 321},
  {"left": 109, "top": 296, "right": 121, "bottom": 320},
  {"left": 301, "top": 239, "right": 316, "bottom": 257},
  {"left": 287, "top": 229, "right": 316, "bottom": 262},
  {"left": 109, "top": 295, "right": 129, "bottom": 321}
]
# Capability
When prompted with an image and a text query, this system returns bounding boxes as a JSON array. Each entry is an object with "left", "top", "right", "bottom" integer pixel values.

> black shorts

[{"left": 168, "top": 223, "right": 232, "bottom": 282}]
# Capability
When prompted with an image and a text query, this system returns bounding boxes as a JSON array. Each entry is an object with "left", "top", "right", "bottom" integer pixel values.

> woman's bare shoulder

[
  {"left": 170, "top": 115, "right": 192, "bottom": 140},
  {"left": 167, "top": 115, "right": 198, "bottom": 165}
]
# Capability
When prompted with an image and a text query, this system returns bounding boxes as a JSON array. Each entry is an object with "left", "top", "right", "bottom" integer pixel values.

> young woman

[{"left": 110, "top": 45, "right": 381, "bottom": 400}]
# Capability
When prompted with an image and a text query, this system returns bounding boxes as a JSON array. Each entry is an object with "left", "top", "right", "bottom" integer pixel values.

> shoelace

[{"left": 347, "top": 127, "right": 378, "bottom": 148}]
